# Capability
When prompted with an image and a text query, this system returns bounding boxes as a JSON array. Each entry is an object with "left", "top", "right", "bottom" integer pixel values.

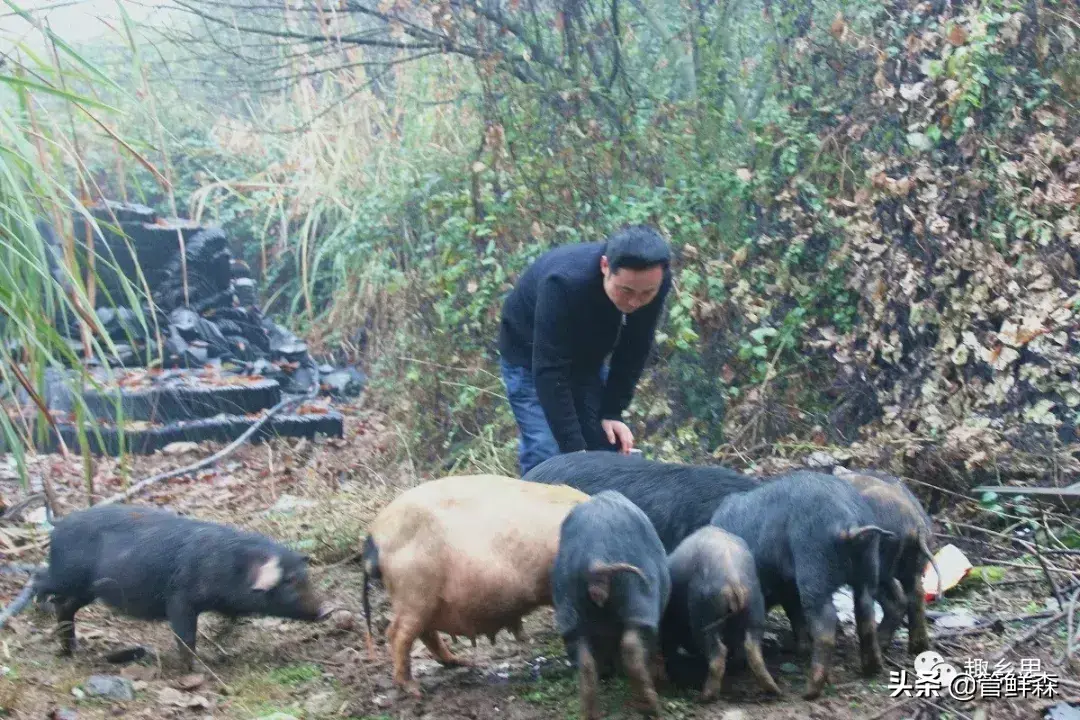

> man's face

[{"left": 600, "top": 255, "right": 664, "bottom": 314}]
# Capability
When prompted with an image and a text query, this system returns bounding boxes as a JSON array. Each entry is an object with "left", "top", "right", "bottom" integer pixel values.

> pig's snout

[{"left": 288, "top": 580, "right": 328, "bottom": 621}]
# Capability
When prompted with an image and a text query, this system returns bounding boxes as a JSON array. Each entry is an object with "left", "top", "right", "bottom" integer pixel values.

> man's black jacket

[{"left": 498, "top": 241, "right": 672, "bottom": 453}]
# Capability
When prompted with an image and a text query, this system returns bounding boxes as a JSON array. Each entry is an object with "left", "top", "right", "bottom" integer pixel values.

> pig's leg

[
  {"left": 385, "top": 613, "right": 400, "bottom": 646},
  {"left": 577, "top": 637, "right": 601, "bottom": 720},
  {"left": 779, "top": 593, "right": 810, "bottom": 655},
  {"left": 744, "top": 591, "right": 782, "bottom": 696},
  {"left": 650, "top": 647, "right": 669, "bottom": 689},
  {"left": 166, "top": 598, "right": 200, "bottom": 672},
  {"left": 621, "top": 627, "right": 661, "bottom": 718},
  {"left": 54, "top": 595, "right": 90, "bottom": 655},
  {"left": 698, "top": 629, "right": 727, "bottom": 702},
  {"left": 744, "top": 629, "right": 782, "bottom": 695},
  {"left": 509, "top": 617, "right": 527, "bottom": 643},
  {"left": 853, "top": 580, "right": 883, "bottom": 676},
  {"left": 801, "top": 594, "right": 838, "bottom": 701},
  {"left": 419, "top": 630, "right": 475, "bottom": 667},
  {"left": 874, "top": 577, "right": 906, "bottom": 652},
  {"left": 901, "top": 562, "right": 930, "bottom": 655},
  {"left": 390, "top": 614, "right": 424, "bottom": 697}
]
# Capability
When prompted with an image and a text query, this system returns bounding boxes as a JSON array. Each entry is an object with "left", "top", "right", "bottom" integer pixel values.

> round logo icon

[{"left": 913, "top": 650, "right": 958, "bottom": 691}]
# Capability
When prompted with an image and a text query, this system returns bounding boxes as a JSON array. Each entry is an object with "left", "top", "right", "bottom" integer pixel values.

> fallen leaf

[
  {"left": 162, "top": 441, "right": 199, "bottom": 456},
  {"left": 173, "top": 673, "right": 205, "bottom": 691},
  {"left": 830, "top": 12, "right": 847, "bottom": 41},
  {"left": 947, "top": 23, "right": 968, "bottom": 46}
]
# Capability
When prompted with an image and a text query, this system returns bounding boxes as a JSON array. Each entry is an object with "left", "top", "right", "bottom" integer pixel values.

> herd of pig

[{"left": 28, "top": 450, "right": 939, "bottom": 719}]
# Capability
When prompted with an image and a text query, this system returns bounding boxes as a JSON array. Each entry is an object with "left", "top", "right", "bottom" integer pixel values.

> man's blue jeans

[{"left": 500, "top": 358, "right": 609, "bottom": 476}]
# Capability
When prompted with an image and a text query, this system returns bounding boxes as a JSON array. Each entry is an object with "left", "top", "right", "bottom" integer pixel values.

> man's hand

[{"left": 601, "top": 419, "right": 634, "bottom": 454}]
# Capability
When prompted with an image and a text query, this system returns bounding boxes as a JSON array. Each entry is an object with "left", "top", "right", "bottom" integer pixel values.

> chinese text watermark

[{"left": 888, "top": 651, "right": 1059, "bottom": 700}]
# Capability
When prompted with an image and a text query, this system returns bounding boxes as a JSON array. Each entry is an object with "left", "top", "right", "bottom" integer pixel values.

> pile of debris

[{"left": 21, "top": 200, "right": 366, "bottom": 456}]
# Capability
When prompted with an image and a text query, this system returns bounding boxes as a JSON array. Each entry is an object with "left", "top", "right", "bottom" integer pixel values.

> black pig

[
  {"left": 524, "top": 451, "right": 759, "bottom": 551},
  {"left": 551, "top": 490, "right": 671, "bottom": 720},
  {"left": 35, "top": 504, "right": 328, "bottom": 670},
  {"left": 661, "top": 525, "right": 781, "bottom": 701},
  {"left": 710, "top": 470, "right": 893, "bottom": 700},
  {"left": 831, "top": 467, "right": 940, "bottom": 655}
]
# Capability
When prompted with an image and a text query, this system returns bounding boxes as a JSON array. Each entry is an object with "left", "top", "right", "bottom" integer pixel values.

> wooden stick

[
  {"left": 0, "top": 575, "right": 39, "bottom": 630},
  {"left": 97, "top": 384, "right": 314, "bottom": 508},
  {"left": 990, "top": 609, "right": 1067, "bottom": 661},
  {"left": 867, "top": 697, "right": 918, "bottom": 720},
  {"left": 1035, "top": 510, "right": 1066, "bottom": 608}
]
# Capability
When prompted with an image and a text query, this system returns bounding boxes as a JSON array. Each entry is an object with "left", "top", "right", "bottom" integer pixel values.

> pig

[
  {"left": 523, "top": 451, "right": 760, "bottom": 551},
  {"left": 34, "top": 503, "right": 328, "bottom": 670},
  {"left": 831, "top": 467, "right": 940, "bottom": 655},
  {"left": 709, "top": 470, "right": 893, "bottom": 700},
  {"left": 661, "top": 525, "right": 781, "bottom": 701},
  {"left": 361, "top": 474, "right": 590, "bottom": 696},
  {"left": 551, "top": 490, "right": 671, "bottom": 720}
]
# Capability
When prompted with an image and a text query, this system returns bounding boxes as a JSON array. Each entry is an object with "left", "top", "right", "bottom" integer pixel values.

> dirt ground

[{"left": 0, "top": 402, "right": 1076, "bottom": 719}]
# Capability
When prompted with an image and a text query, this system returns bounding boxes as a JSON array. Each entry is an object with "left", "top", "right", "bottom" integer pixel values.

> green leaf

[
  {"left": 906, "top": 132, "right": 933, "bottom": 151},
  {"left": 750, "top": 327, "right": 778, "bottom": 343},
  {"left": 0, "top": 76, "right": 117, "bottom": 111}
]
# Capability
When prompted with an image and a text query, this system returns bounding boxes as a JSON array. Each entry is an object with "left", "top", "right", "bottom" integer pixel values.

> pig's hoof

[
  {"left": 628, "top": 695, "right": 661, "bottom": 717},
  {"left": 398, "top": 681, "right": 422, "bottom": 698},
  {"left": 859, "top": 653, "right": 882, "bottom": 677}
]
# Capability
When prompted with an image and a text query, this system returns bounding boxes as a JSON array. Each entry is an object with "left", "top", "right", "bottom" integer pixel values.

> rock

[
  {"left": 804, "top": 451, "right": 839, "bottom": 468},
  {"left": 267, "top": 494, "right": 317, "bottom": 515},
  {"left": 321, "top": 367, "right": 366, "bottom": 398},
  {"left": 285, "top": 366, "right": 316, "bottom": 394},
  {"left": 256, "top": 714, "right": 300, "bottom": 720},
  {"left": 832, "top": 587, "right": 883, "bottom": 624},
  {"left": 49, "top": 709, "right": 79, "bottom": 720},
  {"left": 173, "top": 673, "right": 206, "bottom": 691},
  {"left": 933, "top": 607, "right": 978, "bottom": 629},
  {"left": 372, "top": 693, "right": 393, "bottom": 709},
  {"left": 332, "top": 610, "right": 357, "bottom": 631},
  {"left": 162, "top": 441, "right": 200, "bottom": 456},
  {"left": 25, "top": 507, "right": 49, "bottom": 526},
  {"left": 721, "top": 711, "right": 749, "bottom": 720},
  {"left": 1045, "top": 702, "right": 1080, "bottom": 720},
  {"left": 88, "top": 200, "right": 158, "bottom": 224},
  {"left": 84, "top": 675, "right": 135, "bottom": 701},
  {"left": 158, "top": 686, "right": 210, "bottom": 708},
  {"left": 304, "top": 691, "right": 338, "bottom": 716}
]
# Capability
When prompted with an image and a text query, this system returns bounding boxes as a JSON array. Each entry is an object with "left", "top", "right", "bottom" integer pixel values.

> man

[{"left": 498, "top": 225, "right": 673, "bottom": 475}]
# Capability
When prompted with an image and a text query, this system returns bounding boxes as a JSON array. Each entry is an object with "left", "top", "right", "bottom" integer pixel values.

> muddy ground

[{"left": 0, "top": 403, "right": 1076, "bottom": 719}]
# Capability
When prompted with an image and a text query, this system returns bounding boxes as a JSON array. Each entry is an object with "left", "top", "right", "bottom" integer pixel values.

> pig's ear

[{"left": 251, "top": 555, "right": 283, "bottom": 591}]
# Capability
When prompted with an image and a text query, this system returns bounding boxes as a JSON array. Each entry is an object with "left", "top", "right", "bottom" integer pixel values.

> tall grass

[
  {"left": 0, "top": 0, "right": 163, "bottom": 491},
  {"left": 185, "top": 50, "right": 480, "bottom": 340}
]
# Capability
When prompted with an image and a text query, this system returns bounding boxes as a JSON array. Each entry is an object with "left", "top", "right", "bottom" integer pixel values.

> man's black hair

[{"left": 604, "top": 225, "right": 671, "bottom": 273}]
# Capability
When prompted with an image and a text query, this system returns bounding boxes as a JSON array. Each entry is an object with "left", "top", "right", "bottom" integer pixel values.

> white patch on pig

[{"left": 251, "top": 555, "right": 283, "bottom": 591}]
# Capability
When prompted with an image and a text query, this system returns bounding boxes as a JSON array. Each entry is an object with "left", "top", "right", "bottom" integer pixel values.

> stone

[{"left": 83, "top": 675, "right": 135, "bottom": 701}]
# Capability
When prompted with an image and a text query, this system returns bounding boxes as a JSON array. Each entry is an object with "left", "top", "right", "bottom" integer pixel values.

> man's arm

[
  {"left": 576, "top": 373, "right": 616, "bottom": 451},
  {"left": 600, "top": 277, "right": 671, "bottom": 420},
  {"left": 532, "top": 275, "right": 588, "bottom": 453}
]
